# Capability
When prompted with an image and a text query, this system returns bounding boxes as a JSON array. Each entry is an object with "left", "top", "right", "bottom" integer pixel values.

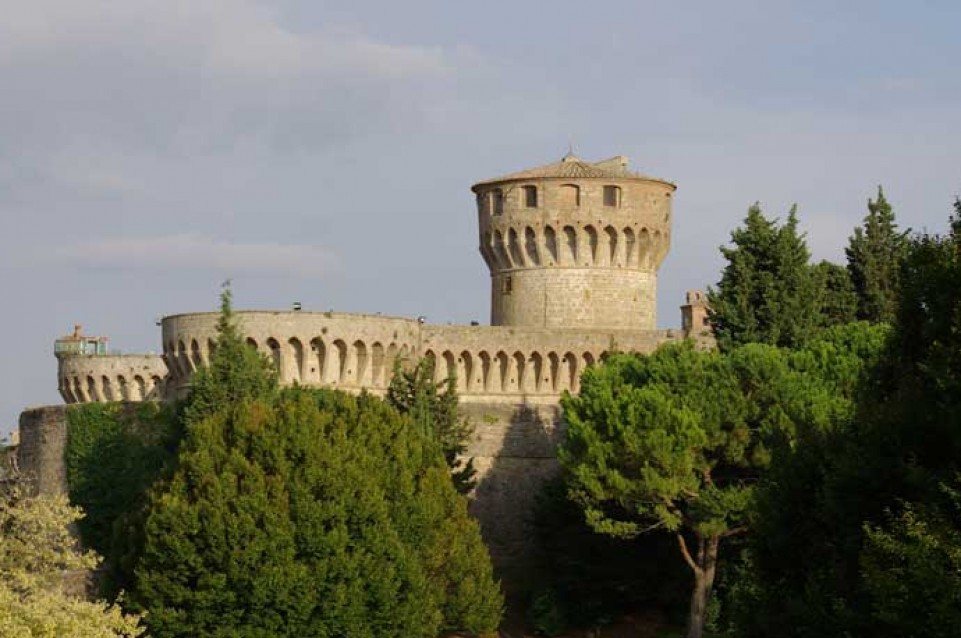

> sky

[{"left": 2, "top": 0, "right": 960, "bottom": 437}]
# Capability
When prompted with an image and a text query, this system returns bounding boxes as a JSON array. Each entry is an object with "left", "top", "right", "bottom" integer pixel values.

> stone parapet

[
  {"left": 58, "top": 354, "right": 168, "bottom": 404},
  {"left": 161, "top": 310, "right": 684, "bottom": 400}
]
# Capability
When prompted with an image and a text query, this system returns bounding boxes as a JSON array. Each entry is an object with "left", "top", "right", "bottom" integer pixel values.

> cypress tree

[
  {"left": 845, "top": 186, "right": 908, "bottom": 324},
  {"left": 708, "top": 204, "right": 822, "bottom": 350},
  {"left": 133, "top": 289, "right": 502, "bottom": 637}
]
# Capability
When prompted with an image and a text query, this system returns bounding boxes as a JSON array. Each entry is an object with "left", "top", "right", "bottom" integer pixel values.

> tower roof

[{"left": 471, "top": 154, "right": 673, "bottom": 190}]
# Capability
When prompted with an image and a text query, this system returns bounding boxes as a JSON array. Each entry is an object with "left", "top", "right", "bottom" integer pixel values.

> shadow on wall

[{"left": 465, "top": 401, "right": 565, "bottom": 600}]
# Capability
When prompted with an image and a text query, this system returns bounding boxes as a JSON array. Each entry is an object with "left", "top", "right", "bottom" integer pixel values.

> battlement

[{"left": 472, "top": 154, "right": 675, "bottom": 330}]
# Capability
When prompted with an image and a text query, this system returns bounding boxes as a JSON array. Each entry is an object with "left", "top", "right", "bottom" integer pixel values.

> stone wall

[
  {"left": 58, "top": 354, "right": 168, "bottom": 404},
  {"left": 17, "top": 405, "right": 68, "bottom": 496},
  {"left": 474, "top": 168, "right": 674, "bottom": 330},
  {"left": 161, "top": 310, "right": 686, "bottom": 400}
]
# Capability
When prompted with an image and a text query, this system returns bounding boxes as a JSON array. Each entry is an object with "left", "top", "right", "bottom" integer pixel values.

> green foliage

[
  {"left": 861, "top": 483, "right": 961, "bottom": 638},
  {"left": 529, "top": 478, "right": 689, "bottom": 634},
  {"left": 0, "top": 483, "right": 143, "bottom": 637},
  {"left": 180, "top": 284, "right": 278, "bottom": 425},
  {"left": 846, "top": 187, "right": 908, "bottom": 324},
  {"left": 708, "top": 204, "right": 823, "bottom": 351},
  {"left": 558, "top": 327, "right": 886, "bottom": 637},
  {"left": 813, "top": 260, "right": 858, "bottom": 327},
  {"left": 134, "top": 389, "right": 501, "bottom": 637},
  {"left": 736, "top": 206, "right": 961, "bottom": 637},
  {"left": 386, "top": 357, "right": 476, "bottom": 494},
  {"left": 64, "top": 401, "right": 179, "bottom": 596}
]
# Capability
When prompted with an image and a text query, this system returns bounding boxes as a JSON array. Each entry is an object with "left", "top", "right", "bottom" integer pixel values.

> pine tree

[
  {"left": 708, "top": 204, "right": 822, "bottom": 350},
  {"left": 386, "top": 358, "right": 476, "bottom": 494},
  {"left": 845, "top": 187, "right": 908, "bottom": 324},
  {"left": 813, "top": 260, "right": 858, "bottom": 327},
  {"left": 180, "top": 282, "right": 278, "bottom": 425}
]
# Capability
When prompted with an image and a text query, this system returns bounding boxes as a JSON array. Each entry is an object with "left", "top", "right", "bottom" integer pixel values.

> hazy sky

[{"left": 2, "top": 0, "right": 960, "bottom": 437}]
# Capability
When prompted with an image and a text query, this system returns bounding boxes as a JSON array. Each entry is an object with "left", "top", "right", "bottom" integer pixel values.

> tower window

[
  {"left": 502, "top": 276, "right": 513, "bottom": 294},
  {"left": 603, "top": 185, "right": 621, "bottom": 207},
  {"left": 490, "top": 189, "right": 504, "bottom": 215},
  {"left": 523, "top": 185, "right": 538, "bottom": 208}
]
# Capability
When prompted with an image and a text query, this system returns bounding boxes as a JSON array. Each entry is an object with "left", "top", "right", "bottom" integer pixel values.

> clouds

[
  {"left": 0, "top": 0, "right": 453, "bottom": 158},
  {"left": 50, "top": 234, "right": 337, "bottom": 278}
]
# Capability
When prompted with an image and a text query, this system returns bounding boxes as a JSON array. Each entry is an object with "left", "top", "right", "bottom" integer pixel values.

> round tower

[{"left": 472, "top": 153, "right": 675, "bottom": 330}]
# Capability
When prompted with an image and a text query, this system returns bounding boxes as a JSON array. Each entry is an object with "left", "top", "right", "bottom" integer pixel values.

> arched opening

[
  {"left": 309, "top": 338, "right": 325, "bottom": 383},
  {"left": 494, "top": 230, "right": 511, "bottom": 269},
  {"left": 544, "top": 226, "right": 558, "bottom": 264},
  {"left": 563, "top": 226, "right": 578, "bottom": 264},
  {"left": 266, "top": 338, "right": 281, "bottom": 373},
  {"left": 495, "top": 351, "right": 509, "bottom": 392},
  {"left": 529, "top": 352, "right": 544, "bottom": 393},
  {"left": 458, "top": 351, "right": 473, "bottom": 393},
  {"left": 548, "top": 352, "right": 560, "bottom": 393},
  {"left": 513, "top": 352, "right": 527, "bottom": 393},
  {"left": 524, "top": 227, "right": 539, "bottom": 265},
  {"left": 332, "top": 340, "right": 348, "bottom": 384},
  {"left": 585, "top": 225, "right": 599, "bottom": 264},
  {"left": 371, "top": 342, "right": 385, "bottom": 387},
  {"left": 442, "top": 351, "right": 457, "bottom": 387},
  {"left": 624, "top": 227, "right": 637, "bottom": 268},
  {"left": 605, "top": 225, "right": 618, "bottom": 266},
  {"left": 478, "top": 351, "right": 492, "bottom": 392},
  {"left": 288, "top": 337, "right": 304, "bottom": 383},
  {"left": 353, "top": 340, "right": 368, "bottom": 385},
  {"left": 133, "top": 375, "right": 146, "bottom": 401},
  {"left": 190, "top": 339, "right": 203, "bottom": 370},
  {"left": 101, "top": 375, "right": 114, "bottom": 401},
  {"left": 508, "top": 228, "right": 524, "bottom": 266}
]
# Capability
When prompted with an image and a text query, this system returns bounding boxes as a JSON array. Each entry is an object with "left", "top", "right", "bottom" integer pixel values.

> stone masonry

[{"left": 25, "top": 154, "right": 713, "bottom": 581}]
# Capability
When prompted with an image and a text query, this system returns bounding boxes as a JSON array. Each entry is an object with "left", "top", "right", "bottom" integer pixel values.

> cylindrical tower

[{"left": 472, "top": 153, "right": 675, "bottom": 330}]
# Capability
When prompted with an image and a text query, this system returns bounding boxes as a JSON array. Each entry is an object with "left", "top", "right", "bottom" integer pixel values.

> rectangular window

[
  {"left": 502, "top": 275, "right": 513, "bottom": 295},
  {"left": 523, "top": 185, "right": 538, "bottom": 208},
  {"left": 603, "top": 185, "right": 621, "bottom": 207},
  {"left": 491, "top": 189, "right": 504, "bottom": 215}
]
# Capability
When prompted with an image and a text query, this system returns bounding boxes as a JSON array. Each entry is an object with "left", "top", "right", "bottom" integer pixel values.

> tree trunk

[{"left": 680, "top": 534, "right": 720, "bottom": 638}]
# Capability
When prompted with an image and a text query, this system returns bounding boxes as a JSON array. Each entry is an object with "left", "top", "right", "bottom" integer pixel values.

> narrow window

[
  {"left": 491, "top": 189, "right": 504, "bottom": 215},
  {"left": 523, "top": 185, "right": 538, "bottom": 208},
  {"left": 502, "top": 276, "right": 513, "bottom": 294},
  {"left": 603, "top": 185, "right": 621, "bottom": 207}
]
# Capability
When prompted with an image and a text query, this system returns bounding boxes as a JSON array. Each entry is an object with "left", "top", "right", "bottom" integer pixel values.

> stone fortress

[{"left": 24, "top": 153, "right": 712, "bottom": 574}]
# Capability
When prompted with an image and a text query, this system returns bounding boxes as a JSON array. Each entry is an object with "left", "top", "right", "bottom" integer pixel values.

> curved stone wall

[
  {"left": 57, "top": 354, "right": 168, "bottom": 403},
  {"left": 161, "top": 311, "right": 422, "bottom": 398},
  {"left": 161, "top": 310, "right": 684, "bottom": 401},
  {"left": 474, "top": 175, "right": 674, "bottom": 330}
]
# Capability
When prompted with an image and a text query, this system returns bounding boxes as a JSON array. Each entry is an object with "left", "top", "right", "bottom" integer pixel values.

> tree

[
  {"left": 180, "top": 282, "right": 278, "bottom": 426},
  {"left": 560, "top": 343, "right": 785, "bottom": 638},
  {"left": 813, "top": 260, "right": 858, "bottom": 327},
  {"left": 386, "top": 358, "right": 476, "bottom": 493},
  {"left": 708, "top": 204, "right": 822, "bottom": 350},
  {"left": 0, "top": 483, "right": 142, "bottom": 637},
  {"left": 134, "top": 290, "right": 501, "bottom": 636},
  {"left": 846, "top": 186, "right": 908, "bottom": 324}
]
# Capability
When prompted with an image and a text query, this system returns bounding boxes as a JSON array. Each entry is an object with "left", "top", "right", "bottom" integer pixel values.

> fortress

[{"left": 21, "top": 153, "right": 712, "bottom": 575}]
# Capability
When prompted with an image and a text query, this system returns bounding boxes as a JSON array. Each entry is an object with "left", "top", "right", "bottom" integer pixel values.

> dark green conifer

[
  {"left": 845, "top": 187, "right": 908, "bottom": 324},
  {"left": 708, "top": 204, "right": 822, "bottom": 350}
]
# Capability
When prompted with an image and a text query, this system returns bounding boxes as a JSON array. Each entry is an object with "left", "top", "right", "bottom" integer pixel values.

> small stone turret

[{"left": 472, "top": 153, "right": 675, "bottom": 330}]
